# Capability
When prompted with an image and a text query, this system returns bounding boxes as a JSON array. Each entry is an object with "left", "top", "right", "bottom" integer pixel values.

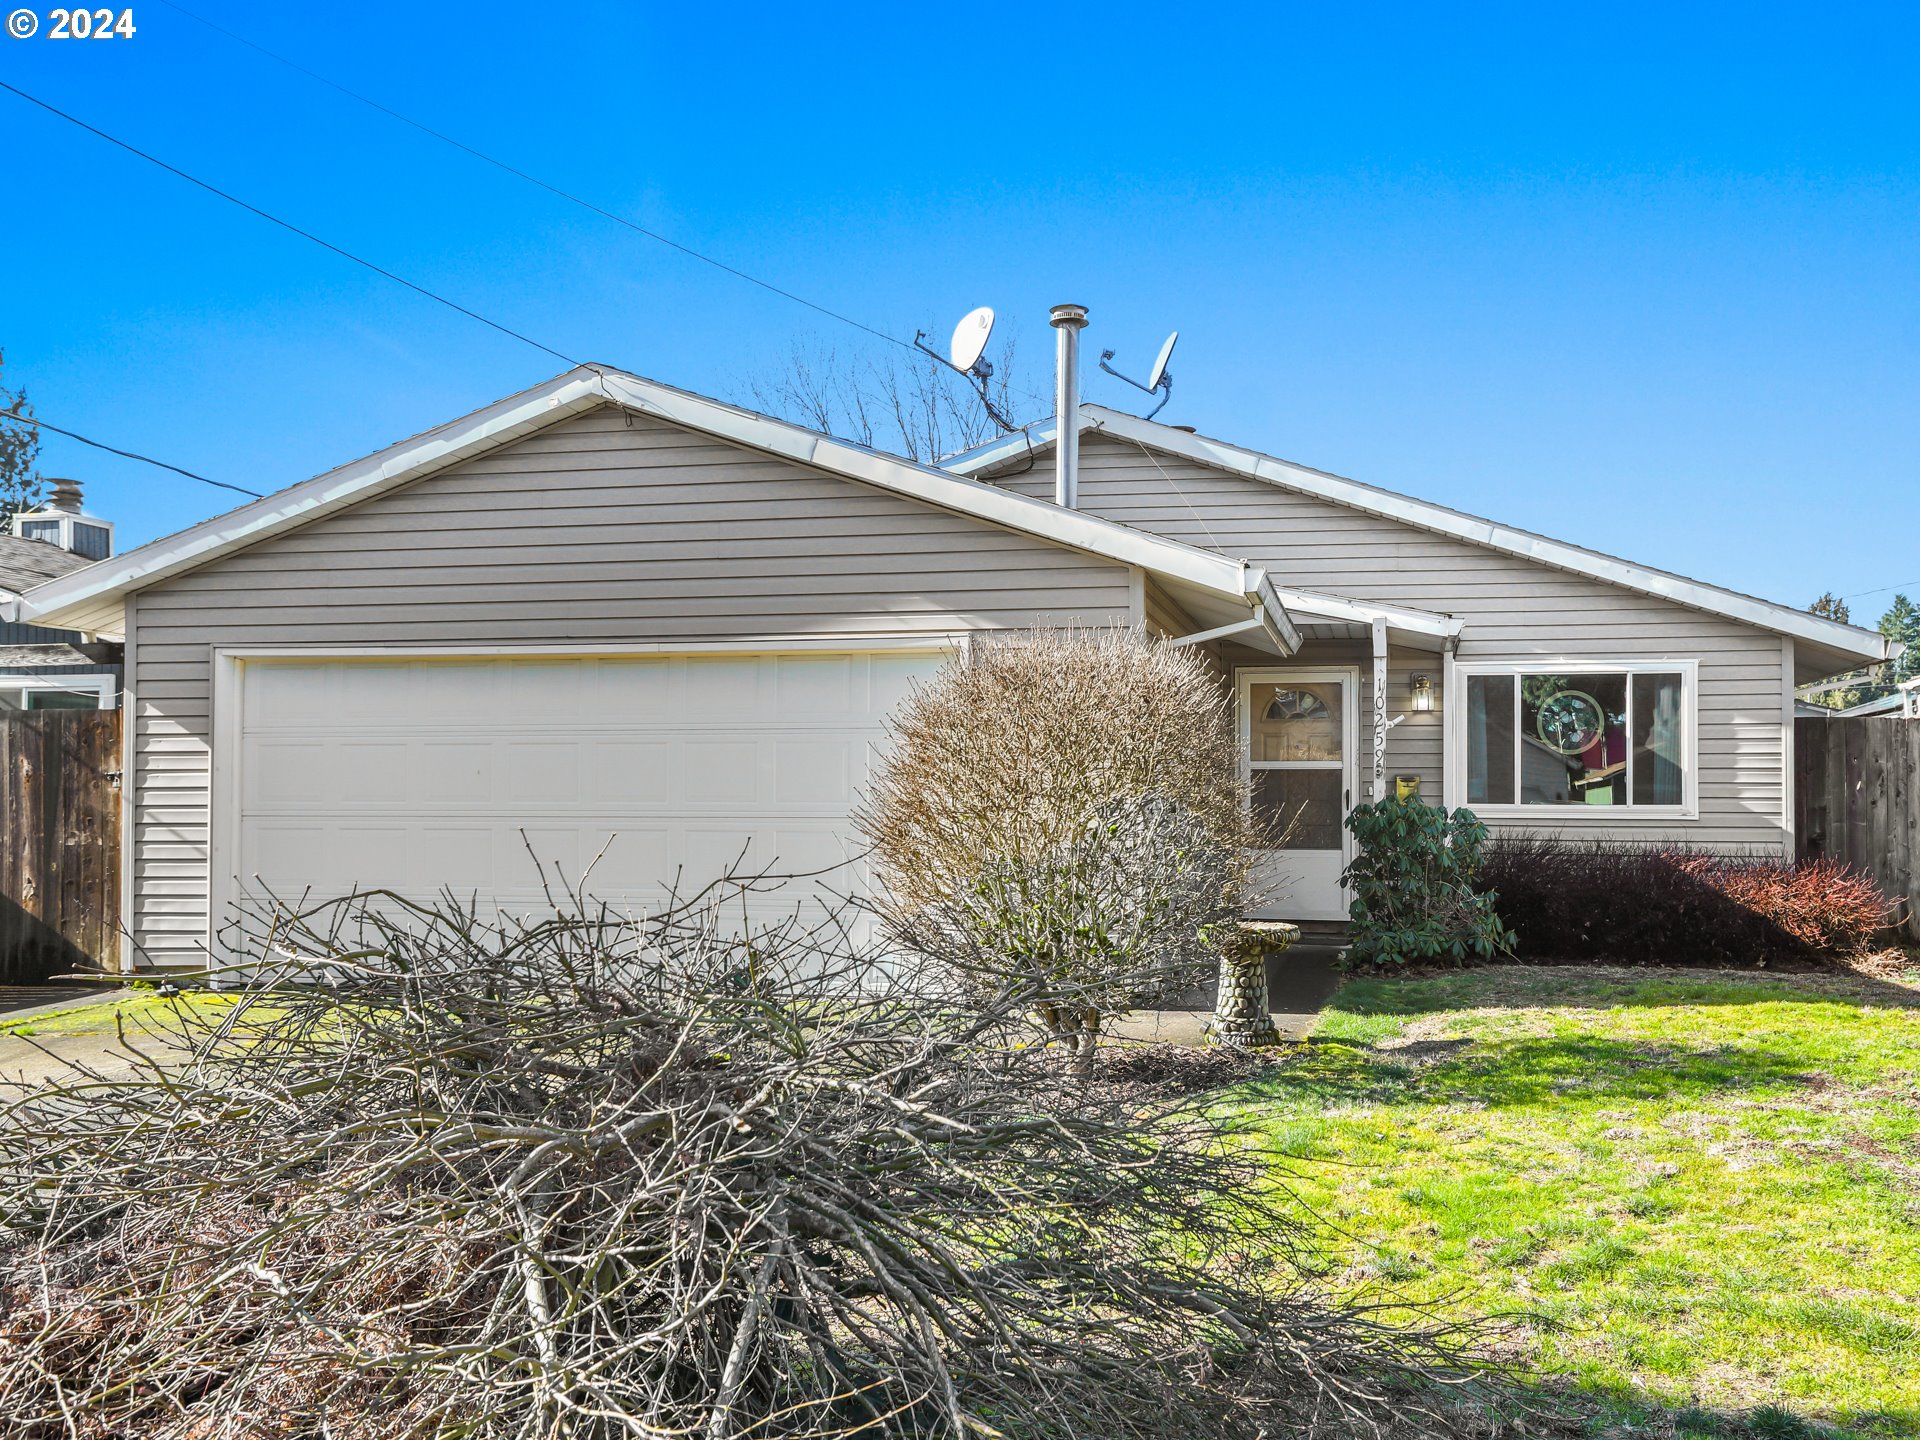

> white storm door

[{"left": 1240, "top": 668, "right": 1359, "bottom": 923}]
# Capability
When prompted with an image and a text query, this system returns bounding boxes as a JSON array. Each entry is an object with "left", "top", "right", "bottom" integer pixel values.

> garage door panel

[
  {"left": 243, "top": 662, "right": 332, "bottom": 727},
  {"left": 413, "top": 741, "right": 490, "bottom": 804},
  {"left": 683, "top": 657, "right": 761, "bottom": 713},
  {"left": 773, "top": 739, "right": 853, "bottom": 805},
  {"left": 506, "top": 740, "right": 581, "bottom": 804},
  {"left": 593, "top": 742, "right": 673, "bottom": 802},
  {"left": 246, "top": 740, "right": 329, "bottom": 806},
  {"left": 679, "top": 741, "right": 760, "bottom": 804},
  {"left": 591, "top": 657, "right": 675, "bottom": 713},
  {"left": 231, "top": 652, "right": 943, "bottom": 930},
  {"left": 774, "top": 654, "right": 854, "bottom": 717},
  {"left": 339, "top": 741, "right": 410, "bottom": 801}
]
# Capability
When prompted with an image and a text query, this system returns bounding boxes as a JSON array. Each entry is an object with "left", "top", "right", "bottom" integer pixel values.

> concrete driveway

[{"left": 0, "top": 987, "right": 159, "bottom": 1090}]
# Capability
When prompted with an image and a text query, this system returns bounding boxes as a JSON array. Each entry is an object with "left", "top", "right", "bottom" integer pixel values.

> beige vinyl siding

[
  {"left": 127, "top": 406, "right": 1134, "bottom": 968},
  {"left": 996, "top": 434, "right": 1786, "bottom": 849}
]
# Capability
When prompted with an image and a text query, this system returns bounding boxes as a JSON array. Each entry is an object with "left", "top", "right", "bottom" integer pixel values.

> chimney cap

[
  {"left": 1048, "top": 303, "right": 1089, "bottom": 329},
  {"left": 46, "top": 478, "right": 83, "bottom": 513}
]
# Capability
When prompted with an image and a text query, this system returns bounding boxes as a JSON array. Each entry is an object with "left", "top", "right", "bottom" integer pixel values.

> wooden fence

[
  {"left": 1796, "top": 715, "right": 1919, "bottom": 941},
  {"left": 0, "top": 710, "right": 122, "bottom": 983}
]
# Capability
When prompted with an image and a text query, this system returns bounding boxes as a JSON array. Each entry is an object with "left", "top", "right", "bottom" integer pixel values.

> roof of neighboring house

[
  {"left": 0, "top": 533, "right": 92, "bottom": 597},
  {"left": 945, "top": 407, "right": 1899, "bottom": 672},
  {"left": 0, "top": 643, "right": 102, "bottom": 668},
  {"left": 3, "top": 367, "right": 1299, "bottom": 653}
]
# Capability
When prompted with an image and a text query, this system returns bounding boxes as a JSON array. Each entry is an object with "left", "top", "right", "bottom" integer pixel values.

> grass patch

[
  {"left": 0, "top": 991, "right": 242, "bottom": 1039},
  {"left": 1212, "top": 965, "right": 1920, "bottom": 1437}
]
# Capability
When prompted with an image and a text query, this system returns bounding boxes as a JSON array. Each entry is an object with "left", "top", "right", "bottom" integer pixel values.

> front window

[{"left": 1463, "top": 665, "right": 1689, "bottom": 810}]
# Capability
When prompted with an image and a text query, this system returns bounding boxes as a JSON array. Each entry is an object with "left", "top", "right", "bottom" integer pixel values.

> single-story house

[
  {"left": 0, "top": 481, "right": 121, "bottom": 711},
  {"left": 4, "top": 365, "right": 1898, "bottom": 972}
]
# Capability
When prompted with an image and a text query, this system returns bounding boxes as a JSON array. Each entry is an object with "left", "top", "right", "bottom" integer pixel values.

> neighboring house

[
  {"left": 0, "top": 481, "right": 120, "bottom": 711},
  {"left": 3, "top": 366, "right": 1896, "bottom": 972}
]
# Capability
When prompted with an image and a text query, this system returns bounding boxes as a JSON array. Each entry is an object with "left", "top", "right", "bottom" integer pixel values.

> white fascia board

[
  {"left": 1077, "top": 406, "right": 1895, "bottom": 665},
  {"left": 17, "top": 366, "right": 1271, "bottom": 633},
  {"left": 1246, "top": 569, "right": 1301, "bottom": 654},
  {"left": 1269, "top": 584, "right": 1462, "bottom": 640},
  {"left": 17, "top": 371, "right": 611, "bottom": 630},
  {"left": 940, "top": 422, "right": 1059, "bottom": 473}
]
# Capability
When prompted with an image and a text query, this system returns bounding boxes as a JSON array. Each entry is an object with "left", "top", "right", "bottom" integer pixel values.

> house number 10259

[{"left": 48, "top": 8, "right": 136, "bottom": 37}]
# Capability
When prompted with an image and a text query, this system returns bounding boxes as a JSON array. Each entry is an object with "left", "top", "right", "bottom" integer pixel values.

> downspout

[{"left": 1049, "top": 304, "right": 1088, "bottom": 508}]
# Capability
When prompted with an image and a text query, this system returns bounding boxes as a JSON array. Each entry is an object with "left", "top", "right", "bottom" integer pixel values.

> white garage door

[{"left": 231, "top": 651, "right": 944, "bottom": 930}]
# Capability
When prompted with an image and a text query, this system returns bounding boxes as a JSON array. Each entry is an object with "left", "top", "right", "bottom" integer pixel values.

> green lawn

[{"left": 1211, "top": 965, "right": 1920, "bottom": 1439}]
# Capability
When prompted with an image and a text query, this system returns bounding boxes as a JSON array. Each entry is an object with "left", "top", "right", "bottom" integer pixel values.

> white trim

[
  {"left": 17, "top": 368, "right": 1294, "bottom": 646},
  {"left": 1269, "top": 585, "right": 1462, "bottom": 642},
  {"left": 202, "top": 637, "right": 965, "bottom": 968},
  {"left": 0, "top": 672, "right": 116, "bottom": 709},
  {"left": 118, "top": 608, "right": 136, "bottom": 974},
  {"left": 1444, "top": 657, "right": 1702, "bottom": 821},
  {"left": 1168, "top": 617, "right": 1263, "bottom": 648},
  {"left": 1780, "top": 638, "right": 1797, "bottom": 859},
  {"left": 952, "top": 407, "right": 1894, "bottom": 666}
]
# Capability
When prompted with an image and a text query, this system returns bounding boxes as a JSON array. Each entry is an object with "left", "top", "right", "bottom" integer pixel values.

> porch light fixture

[{"left": 1410, "top": 674, "right": 1434, "bottom": 712}]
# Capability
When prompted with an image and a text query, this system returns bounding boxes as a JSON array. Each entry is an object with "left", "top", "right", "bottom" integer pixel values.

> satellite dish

[
  {"left": 1097, "top": 327, "right": 1181, "bottom": 420},
  {"left": 950, "top": 306, "right": 995, "bottom": 374},
  {"left": 1146, "top": 331, "right": 1178, "bottom": 391},
  {"left": 913, "top": 305, "right": 1014, "bottom": 434}
]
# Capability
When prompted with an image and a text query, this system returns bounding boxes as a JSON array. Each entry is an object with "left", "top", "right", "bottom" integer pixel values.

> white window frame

[
  {"left": 0, "top": 673, "right": 117, "bottom": 709},
  {"left": 1444, "top": 657, "right": 1699, "bottom": 821}
]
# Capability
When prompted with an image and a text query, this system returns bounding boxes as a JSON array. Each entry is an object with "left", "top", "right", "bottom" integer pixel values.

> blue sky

[{"left": 3, "top": 2, "right": 1916, "bottom": 618}]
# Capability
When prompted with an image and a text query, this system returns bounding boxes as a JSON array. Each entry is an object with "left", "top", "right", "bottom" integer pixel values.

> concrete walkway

[{"left": 1109, "top": 945, "right": 1345, "bottom": 1048}]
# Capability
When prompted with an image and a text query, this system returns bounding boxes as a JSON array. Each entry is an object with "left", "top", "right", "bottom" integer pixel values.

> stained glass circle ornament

[{"left": 1535, "top": 689, "right": 1605, "bottom": 755}]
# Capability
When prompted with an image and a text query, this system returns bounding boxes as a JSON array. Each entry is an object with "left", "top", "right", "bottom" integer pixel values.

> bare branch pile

[{"left": 0, "top": 878, "right": 1484, "bottom": 1439}]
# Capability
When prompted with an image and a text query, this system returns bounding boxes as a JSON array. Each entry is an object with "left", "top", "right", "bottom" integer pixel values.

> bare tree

[
  {"left": 0, "top": 869, "right": 1492, "bottom": 1439},
  {"left": 741, "top": 330, "right": 1030, "bottom": 464}
]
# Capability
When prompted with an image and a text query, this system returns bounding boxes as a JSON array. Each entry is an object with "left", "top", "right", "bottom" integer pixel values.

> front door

[{"left": 1239, "top": 668, "right": 1359, "bottom": 922}]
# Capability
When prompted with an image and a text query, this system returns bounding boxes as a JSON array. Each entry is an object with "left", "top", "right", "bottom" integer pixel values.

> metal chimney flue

[{"left": 1049, "top": 303, "right": 1088, "bottom": 508}]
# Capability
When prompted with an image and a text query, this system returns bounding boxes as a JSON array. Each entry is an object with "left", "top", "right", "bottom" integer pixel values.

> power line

[
  {"left": 1840, "top": 578, "right": 1920, "bottom": 604},
  {"left": 0, "top": 411, "right": 263, "bottom": 498},
  {"left": 147, "top": 1, "right": 1057, "bottom": 416},
  {"left": 157, "top": 0, "right": 916, "bottom": 358},
  {"left": 0, "top": 80, "right": 581, "bottom": 369}
]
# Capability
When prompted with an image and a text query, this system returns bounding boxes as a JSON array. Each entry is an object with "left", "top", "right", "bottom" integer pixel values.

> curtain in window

[{"left": 1631, "top": 672, "right": 1684, "bottom": 806}]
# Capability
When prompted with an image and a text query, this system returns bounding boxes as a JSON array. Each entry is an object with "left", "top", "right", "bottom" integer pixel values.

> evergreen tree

[
  {"left": 1879, "top": 594, "right": 1918, "bottom": 687},
  {"left": 0, "top": 349, "right": 43, "bottom": 534}
]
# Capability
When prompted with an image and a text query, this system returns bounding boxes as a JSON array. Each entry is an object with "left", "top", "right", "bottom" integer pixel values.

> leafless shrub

[
  {"left": 0, "top": 871, "right": 1488, "bottom": 1439},
  {"left": 858, "top": 630, "right": 1267, "bottom": 1061}
]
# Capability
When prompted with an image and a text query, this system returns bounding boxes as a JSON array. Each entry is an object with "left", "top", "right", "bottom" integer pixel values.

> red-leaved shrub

[{"left": 1476, "top": 837, "right": 1898, "bottom": 966}]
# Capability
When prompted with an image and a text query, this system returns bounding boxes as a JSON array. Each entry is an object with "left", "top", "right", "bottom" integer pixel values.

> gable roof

[
  {"left": 946, "top": 406, "right": 1898, "bottom": 670},
  {"left": 4, "top": 368, "right": 1298, "bottom": 653},
  {"left": 0, "top": 533, "right": 93, "bottom": 598}
]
